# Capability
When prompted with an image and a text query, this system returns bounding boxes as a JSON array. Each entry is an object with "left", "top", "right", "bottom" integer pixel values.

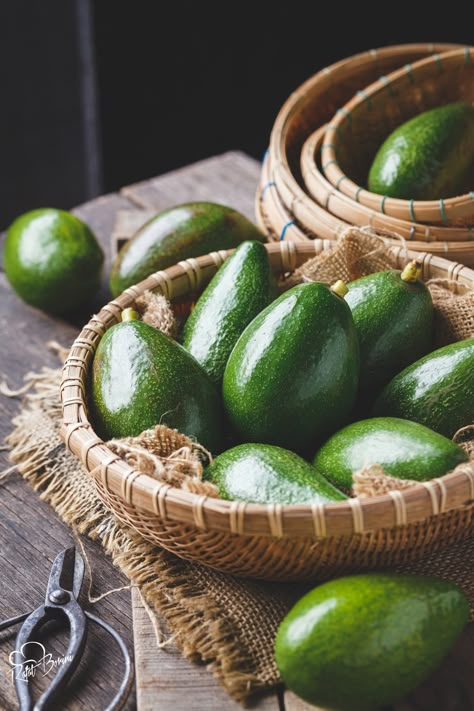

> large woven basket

[
  {"left": 60, "top": 242, "right": 474, "bottom": 583},
  {"left": 321, "top": 47, "right": 474, "bottom": 226}
]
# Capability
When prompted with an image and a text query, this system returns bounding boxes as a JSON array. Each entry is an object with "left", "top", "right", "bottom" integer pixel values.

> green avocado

[
  {"left": 367, "top": 101, "right": 474, "bottom": 200},
  {"left": 274, "top": 572, "right": 469, "bottom": 711},
  {"left": 203, "top": 443, "right": 347, "bottom": 505},
  {"left": 312, "top": 416, "right": 468, "bottom": 493},
  {"left": 222, "top": 281, "right": 360, "bottom": 454},
  {"left": 109, "top": 201, "right": 266, "bottom": 297},
  {"left": 182, "top": 241, "right": 277, "bottom": 386},
  {"left": 3, "top": 208, "right": 104, "bottom": 316},
  {"left": 345, "top": 261, "right": 433, "bottom": 393},
  {"left": 372, "top": 337, "right": 474, "bottom": 438},
  {"left": 90, "top": 309, "right": 224, "bottom": 453}
]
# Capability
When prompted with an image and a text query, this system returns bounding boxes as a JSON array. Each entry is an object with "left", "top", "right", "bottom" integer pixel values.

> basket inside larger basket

[{"left": 61, "top": 240, "right": 474, "bottom": 583}]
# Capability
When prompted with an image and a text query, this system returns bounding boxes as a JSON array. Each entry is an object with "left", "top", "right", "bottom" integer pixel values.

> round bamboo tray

[
  {"left": 267, "top": 42, "right": 461, "bottom": 220},
  {"left": 258, "top": 147, "right": 474, "bottom": 267},
  {"left": 321, "top": 47, "right": 474, "bottom": 227},
  {"left": 301, "top": 125, "right": 474, "bottom": 243},
  {"left": 61, "top": 242, "right": 474, "bottom": 583}
]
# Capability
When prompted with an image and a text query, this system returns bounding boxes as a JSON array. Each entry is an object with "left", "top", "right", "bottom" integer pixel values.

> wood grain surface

[{"left": 0, "top": 150, "right": 472, "bottom": 711}]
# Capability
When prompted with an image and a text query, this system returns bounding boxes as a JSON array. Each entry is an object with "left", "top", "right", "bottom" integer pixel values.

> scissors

[{"left": 0, "top": 546, "right": 133, "bottom": 710}]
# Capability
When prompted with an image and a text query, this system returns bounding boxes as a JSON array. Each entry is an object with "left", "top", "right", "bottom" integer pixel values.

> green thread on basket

[
  {"left": 380, "top": 195, "right": 387, "bottom": 214},
  {"left": 405, "top": 64, "right": 416, "bottom": 83},
  {"left": 336, "top": 107, "right": 352, "bottom": 127},
  {"left": 355, "top": 187, "right": 363, "bottom": 202},
  {"left": 379, "top": 75, "right": 395, "bottom": 96},
  {"left": 469, "top": 192, "right": 474, "bottom": 200},
  {"left": 321, "top": 143, "right": 336, "bottom": 151},
  {"left": 323, "top": 159, "right": 338, "bottom": 171},
  {"left": 465, "top": 47, "right": 471, "bottom": 64},
  {"left": 261, "top": 181, "right": 276, "bottom": 198},
  {"left": 433, "top": 53, "right": 443, "bottom": 71},
  {"left": 439, "top": 199, "right": 448, "bottom": 224},
  {"left": 326, "top": 124, "right": 341, "bottom": 136},
  {"left": 336, "top": 175, "right": 346, "bottom": 189},
  {"left": 409, "top": 199, "right": 416, "bottom": 221},
  {"left": 280, "top": 220, "right": 295, "bottom": 241},
  {"left": 356, "top": 90, "right": 372, "bottom": 109}
]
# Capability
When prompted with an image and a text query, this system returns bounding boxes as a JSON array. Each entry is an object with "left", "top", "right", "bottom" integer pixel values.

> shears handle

[{"left": 14, "top": 602, "right": 87, "bottom": 711}]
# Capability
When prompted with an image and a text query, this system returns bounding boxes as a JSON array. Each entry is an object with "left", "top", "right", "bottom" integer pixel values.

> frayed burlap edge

[{"left": 2, "top": 365, "right": 271, "bottom": 704}]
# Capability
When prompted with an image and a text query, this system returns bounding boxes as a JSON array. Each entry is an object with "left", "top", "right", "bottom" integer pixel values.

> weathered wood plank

[
  {"left": 121, "top": 151, "right": 261, "bottom": 222},
  {"left": 131, "top": 589, "right": 278, "bottom": 710}
]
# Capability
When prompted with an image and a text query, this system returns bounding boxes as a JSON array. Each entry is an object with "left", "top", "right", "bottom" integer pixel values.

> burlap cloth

[{"left": 2, "top": 229, "right": 474, "bottom": 705}]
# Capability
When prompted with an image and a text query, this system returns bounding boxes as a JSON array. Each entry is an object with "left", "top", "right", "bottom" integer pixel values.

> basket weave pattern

[
  {"left": 259, "top": 42, "right": 474, "bottom": 268},
  {"left": 60, "top": 242, "right": 474, "bottom": 582}
]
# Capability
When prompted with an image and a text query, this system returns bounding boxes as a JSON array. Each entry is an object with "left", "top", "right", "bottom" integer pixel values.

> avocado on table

[
  {"left": 367, "top": 101, "right": 474, "bottom": 200},
  {"left": 182, "top": 240, "right": 277, "bottom": 385},
  {"left": 372, "top": 337, "right": 474, "bottom": 438},
  {"left": 274, "top": 572, "right": 469, "bottom": 711},
  {"left": 204, "top": 443, "right": 347, "bottom": 505},
  {"left": 222, "top": 281, "right": 360, "bottom": 454},
  {"left": 345, "top": 260, "right": 433, "bottom": 394},
  {"left": 313, "top": 416, "right": 468, "bottom": 493},
  {"left": 109, "top": 201, "right": 266, "bottom": 296},
  {"left": 3, "top": 208, "right": 104, "bottom": 316},
  {"left": 90, "top": 308, "right": 224, "bottom": 453}
]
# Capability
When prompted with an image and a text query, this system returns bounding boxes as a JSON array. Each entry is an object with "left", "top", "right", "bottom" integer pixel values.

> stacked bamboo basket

[{"left": 256, "top": 43, "right": 474, "bottom": 264}]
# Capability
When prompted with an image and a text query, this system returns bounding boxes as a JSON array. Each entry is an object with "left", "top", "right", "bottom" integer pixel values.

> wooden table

[{"left": 0, "top": 152, "right": 472, "bottom": 711}]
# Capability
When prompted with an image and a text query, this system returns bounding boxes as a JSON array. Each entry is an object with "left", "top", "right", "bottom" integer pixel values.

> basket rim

[
  {"left": 268, "top": 42, "right": 463, "bottom": 204},
  {"left": 60, "top": 242, "right": 474, "bottom": 540},
  {"left": 321, "top": 46, "right": 474, "bottom": 221},
  {"left": 301, "top": 124, "right": 474, "bottom": 243},
  {"left": 260, "top": 147, "right": 474, "bottom": 264}
]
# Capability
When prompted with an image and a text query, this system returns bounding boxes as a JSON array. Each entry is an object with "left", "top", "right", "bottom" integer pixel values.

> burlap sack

[{"left": 2, "top": 236, "right": 474, "bottom": 704}]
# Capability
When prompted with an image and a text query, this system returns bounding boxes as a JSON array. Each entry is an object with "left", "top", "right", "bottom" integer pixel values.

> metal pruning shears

[{"left": 0, "top": 546, "right": 133, "bottom": 710}]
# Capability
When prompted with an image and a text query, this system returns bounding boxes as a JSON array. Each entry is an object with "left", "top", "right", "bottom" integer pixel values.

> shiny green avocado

[
  {"left": 274, "top": 572, "right": 469, "bottom": 711},
  {"left": 3, "top": 208, "right": 104, "bottom": 315},
  {"left": 312, "top": 416, "right": 468, "bottom": 493},
  {"left": 345, "top": 261, "right": 433, "bottom": 393},
  {"left": 367, "top": 101, "right": 474, "bottom": 200},
  {"left": 109, "top": 201, "right": 266, "bottom": 296},
  {"left": 90, "top": 310, "right": 224, "bottom": 453},
  {"left": 222, "top": 281, "right": 360, "bottom": 454},
  {"left": 182, "top": 240, "right": 277, "bottom": 386},
  {"left": 203, "top": 443, "right": 347, "bottom": 505},
  {"left": 372, "top": 337, "right": 474, "bottom": 438}
]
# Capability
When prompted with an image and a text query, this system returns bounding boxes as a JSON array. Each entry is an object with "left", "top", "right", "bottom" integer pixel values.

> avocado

[
  {"left": 367, "top": 101, "right": 474, "bottom": 200},
  {"left": 3, "top": 208, "right": 104, "bottom": 316},
  {"left": 222, "top": 281, "right": 360, "bottom": 454},
  {"left": 313, "top": 416, "right": 468, "bottom": 493},
  {"left": 90, "top": 309, "right": 224, "bottom": 452},
  {"left": 182, "top": 241, "right": 277, "bottom": 386},
  {"left": 345, "top": 261, "right": 433, "bottom": 393},
  {"left": 274, "top": 572, "right": 469, "bottom": 711},
  {"left": 372, "top": 337, "right": 474, "bottom": 438},
  {"left": 204, "top": 443, "right": 347, "bottom": 505},
  {"left": 109, "top": 202, "right": 267, "bottom": 297}
]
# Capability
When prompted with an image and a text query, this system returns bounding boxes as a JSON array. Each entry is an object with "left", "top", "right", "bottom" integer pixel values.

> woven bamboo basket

[
  {"left": 302, "top": 125, "right": 474, "bottom": 243},
  {"left": 321, "top": 47, "right": 474, "bottom": 227},
  {"left": 61, "top": 242, "right": 474, "bottom": 583},
  {"left": 267, "top": 42, "right": 460, "bottom": 222},
  {"left": 257, "top": 146, "right": 474, "bottom": 266}
]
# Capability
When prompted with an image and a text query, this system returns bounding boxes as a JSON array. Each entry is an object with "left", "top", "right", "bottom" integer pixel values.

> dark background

[{"left": 0, "top": 1, "right": 470, "bottom": 229}]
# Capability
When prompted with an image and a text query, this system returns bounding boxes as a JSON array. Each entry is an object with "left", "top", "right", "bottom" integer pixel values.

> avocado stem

[
  {"left": 401, "top": 260, "right": 422, "bottom": 282},
  {"left": 121, "top": 307, "right": 140, "bottom": 322},
  {"left": 330, "top": 280, "right": 349, "bottom": 298}
]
